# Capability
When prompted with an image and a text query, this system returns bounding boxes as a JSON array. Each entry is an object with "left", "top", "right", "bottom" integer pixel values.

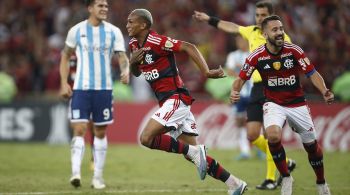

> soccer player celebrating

[
  {"left": 59, "top": 0, "right": 129, "bottom": 189},
  {"left": 127, "top": 8, "right": 247, "bottom": 195},
  {"left": 230, "top": 15, "right": 333, "bottom": 195},
  {"left": 193, "top": 1, "right": 296, "bottom": 189}
]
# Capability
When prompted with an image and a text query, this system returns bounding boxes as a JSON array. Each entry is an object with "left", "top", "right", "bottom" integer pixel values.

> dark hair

[
  {"left": 256, "top": 1, "right": 274, "bottom": 14},
  {"left": 85, "top": 0, "right": 95, "bottom": 6},
  {"left": 261, "top": 15, "right": 281, "bottom": 31}
]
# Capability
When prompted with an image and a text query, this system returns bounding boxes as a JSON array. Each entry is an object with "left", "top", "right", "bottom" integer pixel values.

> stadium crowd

[{"left": 0, "top": 0, "right": 349, "bottom": 100}]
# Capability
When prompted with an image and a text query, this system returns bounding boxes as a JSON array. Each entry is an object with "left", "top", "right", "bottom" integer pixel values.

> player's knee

[
  {"left": 265, "top": 125, "right": 282, "bottom": 143},
  {"left": 73, "top": 127, "right": 85, "bottom": 136},
  {"left": 94, "top": 131, "right": 106, "bottom": 139},
  {"left": 246, "top": 121, "right": 262, "bottom": 141},
  {"left": 94, "top": 127, "right": 106, "bottom": 139},
  {"left": 247, "top": 130, "right": 260, "bottom": 142},
  {"left": 266, "top": 134, "right": 281, "bottom": 143},
  {"left": 140, "top": 132, "right": 152, "bottom": 147}
]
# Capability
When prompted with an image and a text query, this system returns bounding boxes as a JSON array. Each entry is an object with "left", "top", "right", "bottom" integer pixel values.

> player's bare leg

[
  {"left": 140, "top": 118, "right": 207, "bottom": 180},
  {"left": 178, "top": 134, "right": 247, "bottom": 195}
]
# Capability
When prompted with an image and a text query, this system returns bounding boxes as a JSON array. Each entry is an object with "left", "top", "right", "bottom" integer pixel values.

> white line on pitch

[{"left": 0, "top": 188, "right": 226, "bottom": 195}]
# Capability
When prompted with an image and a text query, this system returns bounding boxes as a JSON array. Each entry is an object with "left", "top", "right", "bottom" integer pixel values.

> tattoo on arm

[
  {"left": 115, "top": 51, "right": 130, "bottom": 72},
  {"left": 62, "top": 45, "right": 75, "bottom": 56}
]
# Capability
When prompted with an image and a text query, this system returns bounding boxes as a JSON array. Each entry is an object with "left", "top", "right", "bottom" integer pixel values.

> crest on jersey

[
  {"left": 273, "top": 61, "right": 281, "bottom": 70},
  {"left": 145, "top": 54, "right": 154, "bottom": 64},
  {"left": 165, "top": 40, "right": 174, "bottom": 48},
  {"left": 284, "top": 59, "right": 294, "bottom": 69}
]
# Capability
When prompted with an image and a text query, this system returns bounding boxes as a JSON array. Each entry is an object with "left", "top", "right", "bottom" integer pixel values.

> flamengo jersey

[
  {"left": 129, "top": 30, "right": 193, "bottom": 105},
  {"left": 65, "top": 20, "right": 126, "bottom": 90},
  {"left": 239, "top": 42, "right": 316, "bottom": 107}
]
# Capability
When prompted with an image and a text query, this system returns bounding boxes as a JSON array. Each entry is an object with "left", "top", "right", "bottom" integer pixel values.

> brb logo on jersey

[
  {"left": 268, "top": 75, "right": 296, "bottom": 87},
  {"left": 142, "top": 69, "right": 159, "bottom": 81}
]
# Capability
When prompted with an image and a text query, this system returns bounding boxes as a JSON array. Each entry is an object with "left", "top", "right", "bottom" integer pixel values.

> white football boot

[
  {"left": 189, "top": 145, "right": 207, "bottom": 180},
  {"left": 281, "top": 176, "right": 293, "bottom": 195},
  {"left": 317, "top": 183, "right": 331, "bottom": 195},
  {"left": 91, "top": 177, "right": 106, "bottom": 189},
  {"left": 228, "top": 180, "right": 248, "bottom": 195}
]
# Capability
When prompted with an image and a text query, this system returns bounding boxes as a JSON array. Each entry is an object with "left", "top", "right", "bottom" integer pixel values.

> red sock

[
  {"left": 268, "top": 141, "right": 289, "bottom": 177},
  {"left": 150, "top": 134, "right": 188, "bottom": 154},
  {"left": 206, "top": 155, "right": 230, "bottom": 182},
  {"left": 303, "top": 141, "right": 325, "bottom": 184}
]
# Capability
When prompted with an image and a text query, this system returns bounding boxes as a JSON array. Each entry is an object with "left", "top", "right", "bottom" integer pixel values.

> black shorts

[{"left": 247, "top": 82, "right": 265, "bottom": 122}]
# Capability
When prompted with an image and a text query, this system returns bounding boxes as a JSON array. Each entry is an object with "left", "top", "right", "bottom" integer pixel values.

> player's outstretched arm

[
  {"left": 59, "top": 45, "right": 74, "bottom": 99},
  {"left": 230, "top": 78, "right": 246, "bottom": 104},
  {"left": 180, "top": 41, "right": 225, "bottom": 79},
  {"left": 309, "top": 70, "right": 334, "bottom": 104},
  {"left": 129, "top": 49, "right": 144, "bottom": 77},
  {"left": 192, "top": 11, "right": 240, "bottom": 34},
  {"left": 116, "top": 51, "right": 130, "bottom": 84}
]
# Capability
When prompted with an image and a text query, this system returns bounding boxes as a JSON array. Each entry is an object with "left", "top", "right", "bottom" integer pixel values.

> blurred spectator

[
  {"left": 0, "top": 71, "right": 17, "bottom": 103},
  {"left": 0, "top": 0, "right": 348, "bottom": 101}
]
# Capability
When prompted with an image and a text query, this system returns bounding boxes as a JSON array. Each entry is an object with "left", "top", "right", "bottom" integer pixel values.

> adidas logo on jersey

[{"left": 264, "top": 64, "right": 271, "bottom": 69}]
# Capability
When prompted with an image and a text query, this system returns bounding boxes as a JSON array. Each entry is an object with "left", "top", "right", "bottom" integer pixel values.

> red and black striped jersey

[
  {"left": 239, "top": 42, "right": 316, "bottom": 107},
  {"left": 129, "top": 30, "right": 193, "bottom": 106}
]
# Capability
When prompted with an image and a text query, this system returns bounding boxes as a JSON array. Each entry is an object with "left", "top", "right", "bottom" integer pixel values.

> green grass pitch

[{"left": 0, "top": 143, "right": 349, "bottom": 195}]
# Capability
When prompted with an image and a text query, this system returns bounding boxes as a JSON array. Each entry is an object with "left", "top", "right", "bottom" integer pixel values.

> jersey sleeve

[
  {"left": 112, "top": 27, "right": 126, "bottom": 52},
  {"left": 65, "top": 26, "right": 78, "bottom": 48},
  {"left": 239, "top": 58, "right": 256, "bottom": 80},
  {"left": 159, "top": 35, "right": 182, "bottom": 53},
  {"left": 293, "top": 45, "right": 316, "bottom": 77}
]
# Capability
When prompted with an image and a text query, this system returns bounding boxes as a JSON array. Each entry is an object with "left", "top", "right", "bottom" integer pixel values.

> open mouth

[{"left": 276, "top": 36, "right": 283, "bottom": 41}]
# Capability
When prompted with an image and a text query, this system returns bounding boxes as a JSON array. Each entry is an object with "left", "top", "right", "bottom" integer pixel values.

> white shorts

[
  {"left": 263, "top": 102, "right": 316, "bottom": 143},
  {"left": 151, "top": 98, "right": 199, "bottom": 139}
]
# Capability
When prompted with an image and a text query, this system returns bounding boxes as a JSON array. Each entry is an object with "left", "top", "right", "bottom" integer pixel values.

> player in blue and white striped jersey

[{"left": 59, "top": 0, "right": 129, "bottom": 190}]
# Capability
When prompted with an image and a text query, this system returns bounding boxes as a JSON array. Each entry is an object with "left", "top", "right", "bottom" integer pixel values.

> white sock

[
  {"left": 71, "top": 136, "right": 85, "bottom": 176},
  {"left": 93, "top": 136, "right": 107, "bottom": 178},
  {"left": 225, "top": 174, "right": 242, "bottom": 189},
  {"left": 239, "top": 128, "right": 250, "bottom": 156}
]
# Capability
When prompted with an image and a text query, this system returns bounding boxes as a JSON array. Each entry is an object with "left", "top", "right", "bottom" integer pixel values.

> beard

[{"left": 267, "top": 35, "right": 284, "bottom": 47}]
